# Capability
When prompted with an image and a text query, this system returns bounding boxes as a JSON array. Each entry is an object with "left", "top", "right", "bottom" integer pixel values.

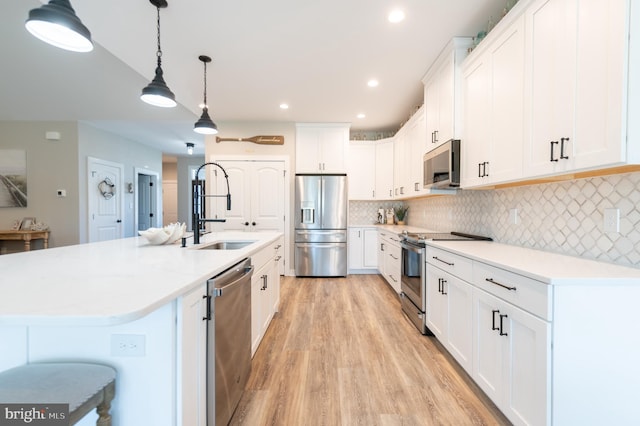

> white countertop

[
  {"left": 0, "top": 231, "right": 282, "bottom": 326},
  {"left": 428, "top": 240, "right": 640, "bottom": 285}
]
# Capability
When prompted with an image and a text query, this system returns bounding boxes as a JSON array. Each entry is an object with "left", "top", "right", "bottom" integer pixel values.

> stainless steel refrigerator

[{"left": 294, "top": 174, "right": 348, "bottom": 277}]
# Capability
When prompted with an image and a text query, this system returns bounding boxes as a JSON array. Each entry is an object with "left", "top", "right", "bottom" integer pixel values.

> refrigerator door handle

[{"left": 301, "top": 207, "right": 315, "bottom": 224}]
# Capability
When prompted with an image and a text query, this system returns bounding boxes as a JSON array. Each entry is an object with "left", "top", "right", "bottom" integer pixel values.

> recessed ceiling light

[
  {"left": 388, "top": 9, "right": 405, "bottom": 23},
  {"left": 279, "top": 103, "right": 289, "bottom": 110},
  {"left": 357, "top": 113, "right": 366, "bottom": 119},
  {"left": 367, "top": 79, "right": 379, "bottom": 88}
]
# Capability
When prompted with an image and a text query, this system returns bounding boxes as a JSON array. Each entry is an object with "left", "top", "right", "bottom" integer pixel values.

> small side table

[{"left": 0, "top": 229, "right": 49, "bottom": 251}]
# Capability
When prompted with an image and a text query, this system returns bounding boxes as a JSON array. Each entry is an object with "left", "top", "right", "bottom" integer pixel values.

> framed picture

[
  {"left": 11, "top": 219, "right": 22, "bottom": 230},
  {"left": 0, "top": 149, "right": 27, "bottom": 208},
  {"left": 20, "top": 217, "right": 35, "bottom": 230}
]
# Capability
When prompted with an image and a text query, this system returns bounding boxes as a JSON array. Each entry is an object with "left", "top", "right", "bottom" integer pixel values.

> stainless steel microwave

[{"left": 423, "top": 139, "right": 461, "bottom": 188}]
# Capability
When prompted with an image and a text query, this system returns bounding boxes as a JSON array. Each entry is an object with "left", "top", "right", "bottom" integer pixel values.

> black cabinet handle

[
  {"left": 441, "top": 279, "right": 447, "bottom": 295},
  {"left": 434, "top": 130, "right": 439, "bottom": 144},
  {"left": 485, "top": 278, "right": 517, "bottom": 291},
  {"left": 438, "top": 278, "right": 442, "bottom": 293},
  {"left": 202, "top": 295, "right": 212, "bottom": 321},
  {"left": 433, "top": 256, "right": 454, "bottom": 266},
  {"left": 492, "top": 309, "right": 499, "bottom": 331},
  {"left": 478, "top": 163, "right": 482, "bottom": 178},
  {"left": 499, "top": 314, "right": 508, "bottom": 336},
  {"left": 550, "top": 141, "right": 559, "bottom": 162},
  {"left": 560, "top": 137, "right": 570, "bottom": 159},
  {"left": 252, "top": 221, "right": 257, "bottom": 226},
  {"left": 484, "top": 162, "right": 489, "bottom": 177},
  {"left": 244, "top": 222, "right": 249, "bottom": 226}
]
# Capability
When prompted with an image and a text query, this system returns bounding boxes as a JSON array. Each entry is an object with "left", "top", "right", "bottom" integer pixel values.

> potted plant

[{"left": 395, "top": 205, "right": 409, "bottom": 225}]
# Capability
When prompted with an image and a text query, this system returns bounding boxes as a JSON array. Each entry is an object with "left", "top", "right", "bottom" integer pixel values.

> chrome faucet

[{"left": 192, "top": 162, "right": 231, "bottom": 245}]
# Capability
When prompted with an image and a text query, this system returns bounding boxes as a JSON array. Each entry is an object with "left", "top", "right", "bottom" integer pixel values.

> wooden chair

[{"left": 0, "top": 362, "right": 116, "bottom": 425}]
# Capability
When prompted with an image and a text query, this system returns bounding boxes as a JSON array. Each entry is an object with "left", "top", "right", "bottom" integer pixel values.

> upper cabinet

[
  {"left": 460, "top": 0, "right": 637, "bottom": 188},
  {"left": 524, "top": 0, "right": 628, "bottom": 176},
  {"left": 348, "top": 138, "right": 394, "bottom": 201},
  {"left": 295, "top": 123, "right": 350, "bottom": 173},
  {"left": 461, "top": 15, "right": 525, "bottom": 188},
  {"left": 422, "top": 37, "right": 473, "bottom": 150}
]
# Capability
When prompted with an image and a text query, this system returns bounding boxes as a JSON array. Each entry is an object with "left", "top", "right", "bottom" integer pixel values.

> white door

[
  {"left": 213, "top": 161, "right": 285, "bottom": 233},
  {"left": 88, "top": 157, "right": 124, "bottom": 242}
]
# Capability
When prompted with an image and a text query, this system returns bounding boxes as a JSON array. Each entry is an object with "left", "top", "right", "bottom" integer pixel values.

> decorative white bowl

[{"left": 139, "top": 223, "right": 186, "bottom": 245}]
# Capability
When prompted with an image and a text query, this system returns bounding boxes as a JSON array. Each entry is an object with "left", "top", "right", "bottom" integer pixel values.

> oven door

[{"left": 400, "top": 240, "right": 425, "bottom": 311}]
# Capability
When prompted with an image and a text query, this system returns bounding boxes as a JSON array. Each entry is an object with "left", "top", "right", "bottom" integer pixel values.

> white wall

[
  {"left": 0, "top": 121, "right": 80, "bottom": 250},
  {"left": 78, "top": 123, "right": 163, "bottom": 242}
]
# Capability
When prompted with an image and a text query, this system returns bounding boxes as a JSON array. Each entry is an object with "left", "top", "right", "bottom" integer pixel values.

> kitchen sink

[{"left": 198, "top": 240, "right": 256, "bottom": 250}]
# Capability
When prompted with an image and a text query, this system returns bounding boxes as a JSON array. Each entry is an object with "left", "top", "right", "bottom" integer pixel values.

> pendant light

[
  {"left": 194, "top": 55, "right": 218, "bottom": 135},
  {"left": 140, "top": 0, "right": 176, "bottom": 108},
  {"left": 25, "top": 0, "right": 93, "bottom": 52}
]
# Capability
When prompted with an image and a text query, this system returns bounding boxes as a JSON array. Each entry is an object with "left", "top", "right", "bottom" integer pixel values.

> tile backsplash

[{"left": 350, "top": 172, "right": 640, "bottom": 268}]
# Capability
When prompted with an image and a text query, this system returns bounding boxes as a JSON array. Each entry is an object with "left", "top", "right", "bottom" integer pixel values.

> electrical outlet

[
  {"left": 509, "top": 208, "right": 519, "bottom": 225},
  {"left": 604, "top": 208, "right": 620, "bottom": 233},
  {"left": 111, "top": 334, "right": 146, "bottom": 357}
]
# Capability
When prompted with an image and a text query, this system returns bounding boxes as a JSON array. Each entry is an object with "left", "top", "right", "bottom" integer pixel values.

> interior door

[
  {"left": 138, "top": 174, "right": 152, "bottom": 231},
  {"left": 88, "top": 157, "right": 124, "bottom": 242}
]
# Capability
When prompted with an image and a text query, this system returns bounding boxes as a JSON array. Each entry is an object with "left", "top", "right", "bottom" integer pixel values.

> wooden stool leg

[{"left": 96, "top": 381, "right": 115, "bottom": 426}]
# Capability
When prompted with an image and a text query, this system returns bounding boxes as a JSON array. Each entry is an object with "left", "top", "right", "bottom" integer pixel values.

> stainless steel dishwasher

[{"left": 205, "top": 257, "right": 253, "bottom": 426}]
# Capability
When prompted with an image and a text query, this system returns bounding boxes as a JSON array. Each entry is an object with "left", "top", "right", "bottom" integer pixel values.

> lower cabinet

[
  {"left": 425, "top": 265, "right": 473, "bottom": 372},
  {"left": 472, "top": 288, "right": 550, "bottom": 426},
  {"left": 348, "top": 227, "right": 378, "bottom": 273},
  {"left": 251, "top": 239, "right": 281, "bottom": 356},
  {"left": 378, "top": 230, "right": 401, "bottom": 293},
  {"left": 178, "top": 284, "right": 208, "bottom": 426}
]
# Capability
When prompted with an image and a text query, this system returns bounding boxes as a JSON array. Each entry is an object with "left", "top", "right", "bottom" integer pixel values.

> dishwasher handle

[{"left": 208, "top": 265, "right": 254, "bottom": 298}]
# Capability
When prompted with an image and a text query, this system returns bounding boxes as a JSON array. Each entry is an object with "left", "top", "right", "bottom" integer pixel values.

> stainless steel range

[{"left": 399, "top": 231, "right": 491, "bottom": 334}]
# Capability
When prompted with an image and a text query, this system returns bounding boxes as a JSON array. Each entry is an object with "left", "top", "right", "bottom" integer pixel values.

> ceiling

[{"left": 1, "top": 0, "right": 505, "bottom": 156}]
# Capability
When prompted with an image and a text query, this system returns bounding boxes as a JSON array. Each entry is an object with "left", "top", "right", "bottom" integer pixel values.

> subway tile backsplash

[{"left": 350, "top": 172, "right": 640, "bottom": 269}]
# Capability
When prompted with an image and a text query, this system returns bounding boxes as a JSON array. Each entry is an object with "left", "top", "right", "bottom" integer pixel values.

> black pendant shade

[
  {"left": 194, "top": 107, "right": 218, "bottom": 135},
  {"left": 141, "top": 65, "right": 176, "bottom": 108},
  {"left": 25, "top": 0, "right": 93, "bottom": 52},
  {"left": 140, "top": 0, "right": 176, "bottom": 108},
  {"left": 194, "top": 55, "right": 218, "bottom": 135}
]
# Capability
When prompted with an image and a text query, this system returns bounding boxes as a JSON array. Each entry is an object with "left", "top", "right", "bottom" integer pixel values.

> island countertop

[{"left": 0, "top": 231, "right": 282, "bottom": 326}]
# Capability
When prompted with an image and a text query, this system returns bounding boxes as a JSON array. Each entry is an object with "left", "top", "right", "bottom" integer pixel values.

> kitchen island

[{"left": 0, "top": 231, "right": 283, "bottom": 426}]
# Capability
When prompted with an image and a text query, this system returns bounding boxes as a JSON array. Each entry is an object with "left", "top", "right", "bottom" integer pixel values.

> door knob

[{"left": 116, "top": 219, "right": 122, "bottom": 223}]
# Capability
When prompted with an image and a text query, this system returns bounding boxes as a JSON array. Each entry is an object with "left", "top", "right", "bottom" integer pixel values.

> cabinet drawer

[
  {"left": 473, "top": 262, "right": 552, "bottom": 321},
  {"left": 426, "top": 246, "right": 473, "bottom": 282}
]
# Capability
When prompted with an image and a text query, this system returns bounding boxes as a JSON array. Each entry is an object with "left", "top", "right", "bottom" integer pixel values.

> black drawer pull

[
  {"left": 491, "top": 309, "right": 499, "bottom": 331},
  {"left": 433, "top": 256, "right": 454, "bottom": 266},
  {"left": 499, "top": 314, "right": 508, "bottom": 336},
  {"left": 486, "top": 278, "right": 516, "bottom": 291}
]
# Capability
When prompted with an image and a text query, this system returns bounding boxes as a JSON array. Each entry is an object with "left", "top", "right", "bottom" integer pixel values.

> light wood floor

[{"left": 231, "top": 274, "right": 511, "bottom": 426}]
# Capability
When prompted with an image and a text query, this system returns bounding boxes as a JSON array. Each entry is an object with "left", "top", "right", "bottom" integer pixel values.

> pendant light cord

[
  {"left": 202, "top": 61, "right": 208, "bottom": 108},
  {"left": 156, "top": 6, "right": 162, "bottom": 68}
]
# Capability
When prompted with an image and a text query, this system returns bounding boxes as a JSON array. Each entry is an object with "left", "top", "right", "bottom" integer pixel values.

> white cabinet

[
  {"left": 524, "top": 0, "right": 627, "bottom": 177},
  {"left": 296, "top": 123, "right": 350, "bottom": 173},
  {"left": 407, "top": 106, "right": 428, "bottom": 197},
  {"left": 250, "top": 240, "right": 281, "bottom": 356},
  {"left": 348, "top": 142, "right": 376, "bottom": 200},
  {"left": 425, "top": 265, "right": 473, "bottom": 372},
  {"left": 422, "top": 37, "right": 472, "bottom": 149},
  {"left": 378, "top": 230, "right": 401, "bottom": 293},
  {"left": 393, "top": 126, "right": 409, "bottom": 198},
  {"left": 375, "top": 139, "right": 394, "bottom": 200},
  {"left": 178, "top": 284, "right": 207, "bottom": 426},
  {"left": 211, "top": 160, "right": 285, "bottom": 233},
  {"left": 473, "top": 288, "right": 550, "bottom": 426},
  {"left": 461, "top": 15, "right": 525, "bottom": 188},
  {"left": 348, "top": 227, "right": 378, "bottom": 272}
]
